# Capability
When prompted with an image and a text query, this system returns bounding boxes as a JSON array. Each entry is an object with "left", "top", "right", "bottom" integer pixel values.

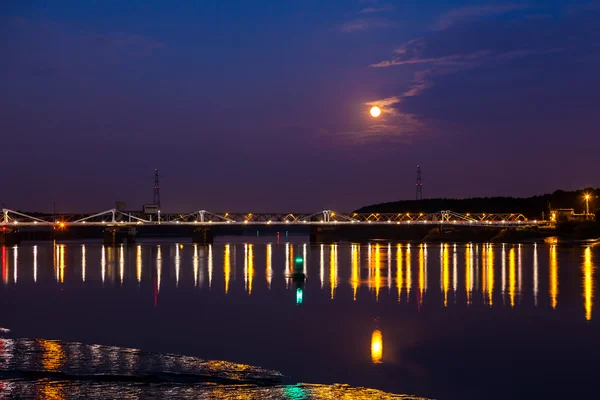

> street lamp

[{"left": 584, "top": 194, "right": 590, "bottom": 216}]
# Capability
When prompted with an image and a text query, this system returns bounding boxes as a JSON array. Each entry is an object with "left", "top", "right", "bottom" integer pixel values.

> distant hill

[{"left": 355, "top": 189, "right": 599, "bottom": 220}]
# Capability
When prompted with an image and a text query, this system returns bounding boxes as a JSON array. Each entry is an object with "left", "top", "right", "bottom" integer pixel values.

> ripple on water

[{"left": 0, "top": 338, "right": 429, "bottom": 399}]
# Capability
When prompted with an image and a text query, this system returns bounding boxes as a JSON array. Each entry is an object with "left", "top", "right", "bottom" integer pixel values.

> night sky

[{"left": 1, "top": 1, "right": 599, "bottom": 213}]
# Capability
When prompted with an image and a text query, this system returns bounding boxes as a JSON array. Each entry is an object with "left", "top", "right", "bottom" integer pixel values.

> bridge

[{"left": 1, "top": 208, "right": 547, "bottom": 245}]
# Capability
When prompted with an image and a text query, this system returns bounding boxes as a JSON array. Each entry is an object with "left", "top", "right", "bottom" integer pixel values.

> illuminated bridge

[{"left": 1, "top": 208, "right": 548, "bottom": 245}]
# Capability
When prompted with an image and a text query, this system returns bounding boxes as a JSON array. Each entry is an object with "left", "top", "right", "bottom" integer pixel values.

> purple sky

[{"left": 1, "top": 1, "right": 599, "bottom": 213}]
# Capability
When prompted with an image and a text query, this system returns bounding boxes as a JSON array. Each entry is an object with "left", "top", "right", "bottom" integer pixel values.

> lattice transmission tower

[
  {"left": 153, "top": 169, "right": 161, "bottom": 209},
  {"left": 416, "top": 165, "right": 423, "bottom": 200}
]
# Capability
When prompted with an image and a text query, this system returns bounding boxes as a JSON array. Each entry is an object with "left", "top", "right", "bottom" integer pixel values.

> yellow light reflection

[
  {"left": 373, "top": 244, "right": 381, "bottom": 301},
  {"left": 583, "top": 247, "right": 594, "bottom": 321},
  {"left": 136, "top": 245, "right": 142, "bottom": 283},
  {"left": 119, "top": 245, "right": 124, "bottom": 286},
  {"left": 81, "top": 245, "right": 86, "bottom": 283},
  {"left": 351, "top": 244, "right": 359, "bottom": 301},
  {"left": 550, "top": 245, "right": 558, "bottom": 309},
  {"left": 466, "top": 244, "right": 473, "bottom": 305},
  {"left": 33, "top": 245, "right": 38, "bottom": 283},
  {"left": 247, "top": 244, "right": 254, "bottom": 295},
  {"left": 509, "top": 248, "right": 516, "bottom": 308},
  {"left": 441, "top": 244, "right": 450, "bottom": 306},
  {"left": 330, "top": 244, "right": 338, "bottom": 299},
  {"left": 453, "top": 244, "right": 458, "bottom": 299},
  {"left": 266, "top": 244, "right": 272, "bottom": 289},
  {"left": 39, "top": 339, "right": 65, "bottom": 372},
  {"left": 371, "top": 329, "right": 383, "bottom": 364},
  {"left": 406, "top": 244, "right": 412, "bottom": 298},
  {"left": 37, "top": 381, "right": 66, "bottom": 400},
  {"left": 481, "top": 245, "right": 487, "bottom": 298},
  {"left": 224, "top": 244, "right": 231, "bottom": 294},
  {"left": 396, "top": 244, "right": 403, "bottom": 302},
  {"left": 38, "top": 339, "right": 66, "bottom": 400},
  {"left": 208, "top": 244, "right": 213, "bottom": 288},
  {"left": 418, "top": 244, "right": 426, "bottom": 305},
  {"left": 59, "top": 245, "right": 65, "bottom": 284},
  {"left": 487, "top": 244, "right": 494, "bottom": 306},
  {"left": 518, "top": 244, "right": 523, "bottom": 297}
]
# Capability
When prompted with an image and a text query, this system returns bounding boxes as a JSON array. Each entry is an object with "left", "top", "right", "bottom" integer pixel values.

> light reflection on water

[
  {"left": 0, "top": 242, "right": 597, "bottom": 319},
  {"left": 0, "top": 241, "right": 599, "bottom": 399},
  {"left": 0, "top": 338, "right": 422, "bottom": 400}
]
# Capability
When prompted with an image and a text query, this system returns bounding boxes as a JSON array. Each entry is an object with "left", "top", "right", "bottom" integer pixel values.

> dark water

[{"left": 0, "top": 239, "right": 598, "bottom": 399}]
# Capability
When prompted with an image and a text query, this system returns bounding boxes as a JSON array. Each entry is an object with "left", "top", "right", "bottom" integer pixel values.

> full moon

[{"left": 370, "top": 106, "right": 381, "bottom": 118}]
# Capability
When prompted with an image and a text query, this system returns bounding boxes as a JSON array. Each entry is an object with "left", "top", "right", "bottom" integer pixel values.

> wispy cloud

[
  {"left": 360, "top": 4, "right": 395, "bottom": 14},
  {"left": 370, "top": 51, "right": 490, "bottom": 68},
  {"left": 435, "top": 4, "right": 530, "bottom": 30},
  {"left": 341, "top": 19, "right": 389, "bottom": 33},
  {"left": 332, "top": 96, "right": 428, "bottom": 142}
]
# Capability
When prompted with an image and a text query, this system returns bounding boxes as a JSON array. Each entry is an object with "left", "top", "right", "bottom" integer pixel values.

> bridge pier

[
  {"left": 0, "top": 228, "right": 20, "bottom": 246},
  {"left": 309, "top": 226, "right": 341, "bottom": 243},
  {"left": 103, "top": 227, "right": 137, "bottom": 245},
  {"left": 192, "top": 227, "right": 214, "bottom": 244}
]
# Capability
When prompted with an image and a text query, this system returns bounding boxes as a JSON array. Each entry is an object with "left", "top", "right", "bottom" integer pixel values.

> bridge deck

[{"left": 1, "top": 208, "right": 548, "bottom": 228}]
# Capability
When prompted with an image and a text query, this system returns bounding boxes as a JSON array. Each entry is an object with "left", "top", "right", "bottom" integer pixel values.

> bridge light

[
  {"left": 34, "top": 221, "right": 38, "bottom": 224},
  {"left": 295, "top": 257, "right": 303, "bottom": 263},
  {"left": 59, "top": 222, "right": 65, "bottom": 228},
  {"left": 285, "top": 220, "right": 290, "bottom": 223},
  {"left": 388, "top": 220, "right": 391, "bottom": 223},
  {"left": 244, "top": 221, "right": 249, "bottom": 224},
  {"left": 13, "top": 221, "right": 18, "bottom": 225}
]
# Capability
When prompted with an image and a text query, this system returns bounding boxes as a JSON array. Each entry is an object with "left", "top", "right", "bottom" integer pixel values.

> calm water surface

[{"left": 0, "top": 239, "right": 598, "bottom": 399}]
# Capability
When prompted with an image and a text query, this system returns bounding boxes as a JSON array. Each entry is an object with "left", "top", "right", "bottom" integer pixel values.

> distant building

[
  {"left": 550, "top": 208, "right": 590, "bottom": 222},
  {"left": 143, "top": 204, "right": 159, "bottom": 215},
  {"left": 550, "top": 208, "right": 574, "bottom": 222}
]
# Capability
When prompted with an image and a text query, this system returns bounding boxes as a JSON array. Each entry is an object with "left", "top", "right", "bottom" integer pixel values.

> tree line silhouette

[{"left": 356, "top": 189, "right": 599, "bottom": 220}]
